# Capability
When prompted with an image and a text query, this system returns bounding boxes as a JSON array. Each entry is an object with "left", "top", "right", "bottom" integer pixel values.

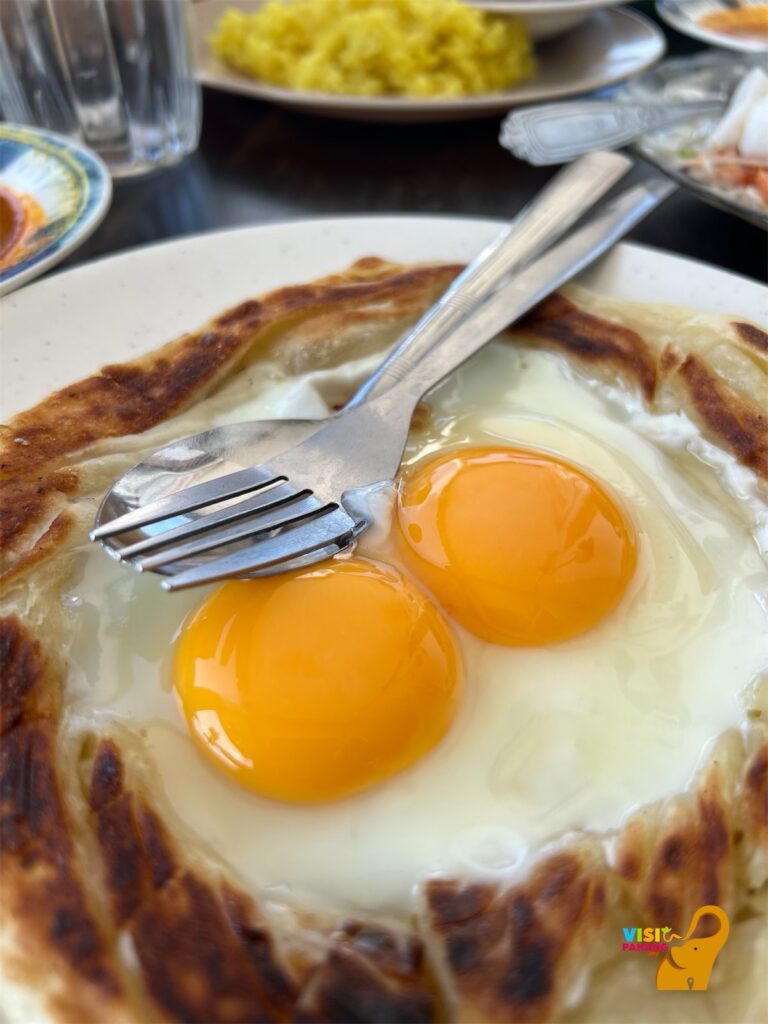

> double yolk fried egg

[
  {"left": 174, "top": 444, "right": 636, "bottom": 803},
  {"left": 66, "top": 339, "right": 768, "bottom": 915}
]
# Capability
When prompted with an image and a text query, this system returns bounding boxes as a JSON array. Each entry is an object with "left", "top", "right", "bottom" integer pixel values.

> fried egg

[
  {"left": 396, "top": 445, "right": 637, "bottom": 646},
  {"left": 174, "top": 559, "right": 462, "bottom": 803},
  {"left": 64, "top": 338, "right": 768, "bottom": 916}
]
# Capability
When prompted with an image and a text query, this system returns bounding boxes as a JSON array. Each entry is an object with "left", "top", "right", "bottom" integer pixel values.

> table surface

[{"left": 58, "top": 7, "right": 767, "bottom": 285}]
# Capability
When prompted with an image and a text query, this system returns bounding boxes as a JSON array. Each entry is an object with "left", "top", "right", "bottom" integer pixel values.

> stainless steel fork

[
  {"left": 91, "top": 173, "right": 675, "bottom": 591},
  {"left": 90, "top": 151, "right": 630, "bottom": 572}
]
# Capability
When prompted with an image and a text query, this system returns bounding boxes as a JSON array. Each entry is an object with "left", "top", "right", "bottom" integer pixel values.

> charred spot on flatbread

[
  {"left": 514, "top": 292, "right": 658, "bottom": 401},
  {"left": 0, "top": 617, "right": 124, "bottom": 1014},
  {"left": 675, "top": 353, "right": 768, "bottom": 477},
  {"left": 0, "top": 470, "right": 78, "bottom": 582},
  {"left": 294, "top": 922, "right": 434, "bottom": 1024},
  {"left": 733, "top": 321, "right": 768, "bottom": 356},
  {"left": 421, "top": 842, "right": 607, "bottom": 1023}
]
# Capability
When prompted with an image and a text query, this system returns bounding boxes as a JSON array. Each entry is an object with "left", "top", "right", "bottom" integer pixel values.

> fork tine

[
  {"left": 90, "top": 466, "right": 284, "bottom": 540},
  {"left": 133, "top": 495, "right": 329, "bottom": 571},
  {"left": 161, "top": 507, "right": 359, "bottom": 592},
  {"left": 116, "top": 482, "right": 310, "bottom": 559}
]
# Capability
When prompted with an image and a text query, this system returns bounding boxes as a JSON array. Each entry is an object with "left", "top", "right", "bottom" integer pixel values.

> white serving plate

[
  {"left": 1, "top": 216, "right": 766, "bottom": 420},
  {"left": 470, "top": 0, "right": 629, "bottom": 41},
  {"left": 193, "top": 1, "right": 665, "bottom": 122}
]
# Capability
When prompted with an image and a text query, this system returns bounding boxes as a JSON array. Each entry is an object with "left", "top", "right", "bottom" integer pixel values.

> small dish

[
  {"left": 194, "top": 0, "right": 665, "bottom": 123},
  {"left": 620, "top": 51, "right": 768, "bottom": 230},
  {"left": 0, "top": 124, "right": 111, "bottom": 296},
  {"left": 656, "top": 0, "right": 768, "bottom": 54},
  {"left": 469, "top": 0, "right": 628, "bottom": 41}
]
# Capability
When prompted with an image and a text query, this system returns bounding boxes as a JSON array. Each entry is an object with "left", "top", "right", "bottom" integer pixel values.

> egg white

[{"left": 63, "top": 340, "right": 768, "bottom": 917}]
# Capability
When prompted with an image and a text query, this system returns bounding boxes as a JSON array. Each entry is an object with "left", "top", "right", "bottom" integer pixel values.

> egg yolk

[
  {"left": 173, "top": 558, "right": 461, "bottom": 803},
  {"left": 396, "top": 446, "right": 637, "bottom": 646}
]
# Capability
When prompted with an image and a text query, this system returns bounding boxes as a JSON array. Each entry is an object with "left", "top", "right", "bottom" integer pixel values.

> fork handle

[{"left": 346, "top": 150, "right": 631, "bottom": 407}]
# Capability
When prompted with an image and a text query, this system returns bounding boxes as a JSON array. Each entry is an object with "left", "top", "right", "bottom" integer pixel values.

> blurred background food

[
  {"left": 0, "top": 187, "right": 44, "bottom": 271},
  {"left": 621, "top": 52, "right": 768, "bottom": 227},
  {"left": 195, "top": 0, "right": 664, "bottom": 122},
  {"left": 699, "top": 2, "right": 768, "bottom": 40},
  {"left": 656, "top": 0, "right": 768, "bottom": 52},
  {"left": 211, "top": 0, "right": 535, "bottom": 97},
  {"left": 1, "top": 0, "right": 763, "bottom": 292},
  {"left": 688, "top": 66, "right": 768, "bottom": 206},
  {"left": 0, "top": 123, "right": 112, "bottom": 294}
]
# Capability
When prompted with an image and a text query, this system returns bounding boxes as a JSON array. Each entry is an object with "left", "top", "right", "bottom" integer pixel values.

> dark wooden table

[{"left": 59, "top": 9, "right": 768, "bottom": 283}]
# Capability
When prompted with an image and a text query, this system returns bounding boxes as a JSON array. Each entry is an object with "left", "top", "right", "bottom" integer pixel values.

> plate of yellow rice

[{"left": 194, "top": 0, "right": 665, "bottom": 122}]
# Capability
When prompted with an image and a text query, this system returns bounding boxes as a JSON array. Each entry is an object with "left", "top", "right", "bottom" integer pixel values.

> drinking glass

[{"left": 0, "top": 0, "right": 201, "bottom": 177}]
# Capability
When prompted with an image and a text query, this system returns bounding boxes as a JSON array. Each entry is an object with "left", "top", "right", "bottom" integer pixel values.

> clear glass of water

[{"left": 0, "top": 0, "right": 201, "bottom": 178}]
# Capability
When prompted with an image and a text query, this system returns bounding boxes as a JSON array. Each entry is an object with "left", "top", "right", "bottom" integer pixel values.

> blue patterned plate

[{"left": 0, "top": 124, "right": 111, "bottom": 296}]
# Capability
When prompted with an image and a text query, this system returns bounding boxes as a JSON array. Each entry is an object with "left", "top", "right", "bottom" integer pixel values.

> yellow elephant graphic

[{"left": 656, "top": 905, "right": 730, "bottom": 991}]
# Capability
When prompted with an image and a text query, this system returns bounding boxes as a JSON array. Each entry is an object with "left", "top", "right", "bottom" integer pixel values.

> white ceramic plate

[
  {"left": 469, "top": 0, "right": 629, "bottom": 42},
  {"left": 2, "top": 216, "right": 766, "bottom": 420},
  {"left": 194, "top": 1, "right": 665, "bottom": 122},
  {"left": 656, "top": 0, "right": 768, "bottom": 54}
]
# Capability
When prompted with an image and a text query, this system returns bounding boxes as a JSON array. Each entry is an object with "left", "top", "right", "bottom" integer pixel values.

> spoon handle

[
  {"left": 387, "top": 175, "right": 676, "bottom": 407},
  {"left": 346, "top": 149, "right": 631, "bottom": 407},
  {"left": 500, "top": 100, "right": 724, "bottom": 167}
]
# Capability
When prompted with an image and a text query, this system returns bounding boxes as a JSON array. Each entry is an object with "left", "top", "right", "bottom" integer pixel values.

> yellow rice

[{"left": 211, "top": 0, "right": 534, "bottom": 98}]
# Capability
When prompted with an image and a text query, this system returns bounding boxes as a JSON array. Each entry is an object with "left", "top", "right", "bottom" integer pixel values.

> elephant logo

[{"left": 656, "top": 905, "right": 730, "bottom": 991}]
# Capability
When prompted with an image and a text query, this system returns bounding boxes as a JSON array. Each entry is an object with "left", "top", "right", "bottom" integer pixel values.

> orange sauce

[
  {"left": 0, "top": 187, "right": 46, "bottom": 271},
  {"left": 699, "top": 5, "right": 768, "bottom": 40}
]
